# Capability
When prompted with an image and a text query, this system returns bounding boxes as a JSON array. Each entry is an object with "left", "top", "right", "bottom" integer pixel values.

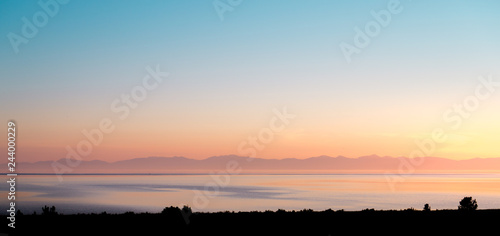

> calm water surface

[{"left": 4, "top": 174, "right": 500, "bottom": 214}]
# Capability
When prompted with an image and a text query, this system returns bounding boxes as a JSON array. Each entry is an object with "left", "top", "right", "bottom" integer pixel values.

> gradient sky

[{"left": 1, "top": 0, "right": 500, "bottom": 162}]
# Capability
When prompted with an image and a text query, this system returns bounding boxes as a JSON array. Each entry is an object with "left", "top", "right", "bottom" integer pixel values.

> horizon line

[{"left": 10, "top": 154, "right": 500, "bottom": 164}]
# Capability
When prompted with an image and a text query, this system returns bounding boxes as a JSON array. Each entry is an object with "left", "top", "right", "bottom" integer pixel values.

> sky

[{"left": 1, "top": 0, "right": 500, "bottom": 163}]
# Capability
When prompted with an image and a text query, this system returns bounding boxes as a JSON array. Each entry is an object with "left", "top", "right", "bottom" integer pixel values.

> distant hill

[{"left": 7, "top": 155, "right": 500, "bottom": 174}]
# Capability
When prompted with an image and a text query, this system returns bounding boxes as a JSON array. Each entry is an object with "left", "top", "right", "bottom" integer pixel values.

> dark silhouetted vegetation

[
  {"left": 459, "top": 197, "right": 478, "bottom": 211},
  {"left": 16, "top": 209, "right": 23, "bottom": 216},
  {"left": 41, "top": 205, "right": 58, "bottom": 216},
  {"left": 3, "top": 197, "right": 497, "bottom": 235},
  {"left": 424, "top": 203, "right": 431, "bottom": 212}
]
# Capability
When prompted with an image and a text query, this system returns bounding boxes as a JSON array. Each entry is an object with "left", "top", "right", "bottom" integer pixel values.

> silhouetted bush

[
  {"left": 182, "top": 205, "right": 192, "bottom": 215},
  {"left": 161, "top": 206, "right": 180, "bottom": 215},
  {"left": 41, "top": 205, "right": 58, "bottom": 216},
  {"left": 458, "top": 197, "right": 478, "bottom": 211},
  {"left": 161, "top": 205, "right": 191, "bottom": 225},
  {"left": 276, "top": 209, "right": 287, "bottom": 214},
  {"left": 423, "top": 204, "right": 431, "bottom": 212}
]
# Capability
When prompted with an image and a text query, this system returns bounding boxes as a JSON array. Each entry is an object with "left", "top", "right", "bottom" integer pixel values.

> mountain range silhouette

[{"left": 8, "top": 155, "right": 500, "bottom": 174}]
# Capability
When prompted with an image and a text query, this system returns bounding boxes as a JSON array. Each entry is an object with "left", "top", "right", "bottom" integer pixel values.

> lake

[{"left": 5, "top": 174, "right": 500, "bottom": 214}]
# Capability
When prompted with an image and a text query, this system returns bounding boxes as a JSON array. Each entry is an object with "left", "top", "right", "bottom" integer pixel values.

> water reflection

[{"left": 4, "top": 174, "right": 500, "bottom": 214}]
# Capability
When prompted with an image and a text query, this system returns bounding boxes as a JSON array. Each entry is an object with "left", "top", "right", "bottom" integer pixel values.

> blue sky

[{"left": 1, "top": 0, "right": 500, "bottom": 161}]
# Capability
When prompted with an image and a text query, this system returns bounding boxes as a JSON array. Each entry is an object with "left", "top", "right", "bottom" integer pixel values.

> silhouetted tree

[
  {"left": 181, "top": 205, "right": 192, "bottom": 215},
  {"left": 180, "top": 205, "right": 192, "bottom": 224},
  {"left": 458, "top": 197, "right": 478, "bottom": 211},
  {"left": 161, "top": 206, "right": 180, "bottom": 215},
  {"left": 41, "top": 205, "right": 58, "bottom": 216},
  {"left": 162, "top": 206, "right": 191, "bottom": 225},
  {"left": 423, "top": 203, "right": 431, "bottom": 212}
]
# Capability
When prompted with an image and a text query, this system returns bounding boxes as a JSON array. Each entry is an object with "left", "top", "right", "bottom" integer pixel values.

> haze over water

[{"left": 6, "top": 174, "right": 500, "bottom": 214}]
